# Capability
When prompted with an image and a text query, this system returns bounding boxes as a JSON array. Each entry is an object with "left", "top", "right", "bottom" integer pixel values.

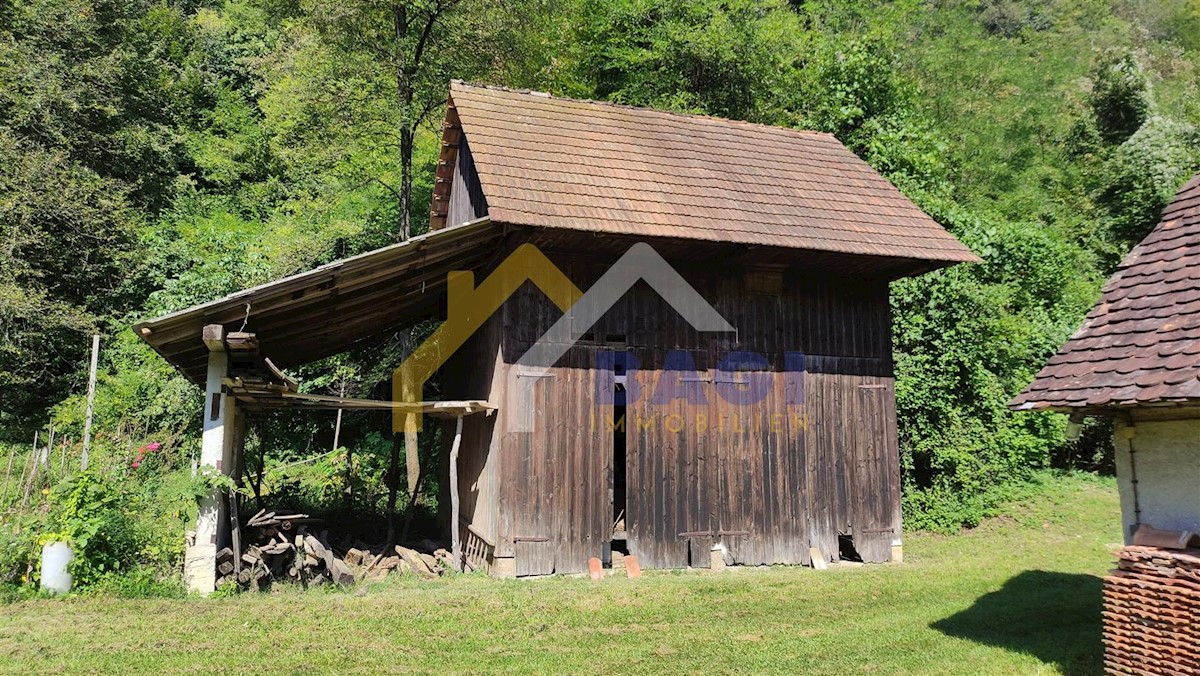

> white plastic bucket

[{"left": 40, "top": 541, "right": 74, "bottom": 594}]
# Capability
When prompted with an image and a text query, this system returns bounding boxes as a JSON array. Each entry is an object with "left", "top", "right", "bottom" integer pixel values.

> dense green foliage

[{"left": 1, "top": 0, "right": 1198, "bottom": 587}]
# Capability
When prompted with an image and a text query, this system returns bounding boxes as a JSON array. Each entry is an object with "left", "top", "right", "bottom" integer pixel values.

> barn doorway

[{"left": 612, "top": 354, "right": 629, "bottom": 559}]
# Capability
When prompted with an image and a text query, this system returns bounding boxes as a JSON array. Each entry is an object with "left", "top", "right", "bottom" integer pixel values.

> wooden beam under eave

[{"left": 203, "top": 324, "right": 225, "bottom": 352}]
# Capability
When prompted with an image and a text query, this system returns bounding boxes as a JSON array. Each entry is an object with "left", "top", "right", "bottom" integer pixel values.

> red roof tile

[
  {"left": 431, "top": 82, "right": 979, "bottom": 265},
  {"left": 1011, "top": 173, "right": 1200, "bottom": 412}
]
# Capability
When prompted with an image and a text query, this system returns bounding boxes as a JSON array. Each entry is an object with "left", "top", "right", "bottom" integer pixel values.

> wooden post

[
  {"left": 21, "top": 432, "right": 38, "bottom": 510},
  {"left": 14, "top": 441, "right": 29, "bottom": 508},
  {"left": 333, "top": 382, "right": 349, "bottom": 504},
  {"left": 228, "top": 491, "right": 242, "bottom": 579},
  {"left": 1, "top": 442, "right": 15, "bottom": 505},
  {"left": 449, "top": 415, "right": 464, "bottom": 572},
  {"left": 405, "top": 421, "right": 420, "bottom": 498},
  {"left": 81, "top": 334, "right": 100, "bottom": 471},
  {"left": 44, "top": 421, "right": 54, "bottom": 471},
  {"left": 58, "top": 437, "right": 67, "bottom": 479}
]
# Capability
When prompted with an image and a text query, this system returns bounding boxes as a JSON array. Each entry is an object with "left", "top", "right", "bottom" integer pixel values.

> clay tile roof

[
  {"left": 1011, "top": 173, "right": 1200, "bottom": 412},
  {"left": 431, "top": 81, "right": 979, "bottom": 265}
]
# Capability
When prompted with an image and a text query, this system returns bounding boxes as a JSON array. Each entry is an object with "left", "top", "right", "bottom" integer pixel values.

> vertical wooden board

[
  {"left": 802, "top": 374, "right": 825, "bottom": 565},
  {"left": 548, "top": 364, "right": 567, "bottom": 573},
  {"left": 766, "top": 365, "right": 790, "bottom": 562},
  {"left": 512, "top": 369, "right": 554, "bottom": 577},
  {"left": 626, "top": 358, "right": 645, "bottom": 565},
  {"left": 785, "top": 366, "right": 809, "bottom": 563}
]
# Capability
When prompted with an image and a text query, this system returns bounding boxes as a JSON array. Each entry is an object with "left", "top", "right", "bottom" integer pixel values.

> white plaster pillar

[{"left": 185, "top": 326, "right": 240, "bottom": 595}]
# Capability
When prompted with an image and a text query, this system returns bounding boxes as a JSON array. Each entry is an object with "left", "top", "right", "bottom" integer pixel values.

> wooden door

[
  {"left": 509, "top": 350, "right": 611, "bottom": 576},
  {"left": 625, "top": 348, "right": 709, "bottom": 569}
]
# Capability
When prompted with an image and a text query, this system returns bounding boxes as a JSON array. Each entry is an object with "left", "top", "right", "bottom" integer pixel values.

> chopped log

[
  {"left": 304, "top": 535, "right": 328, "bottom": 560},
  {"left": 329, "top": 558, "right": 355, "bottom": 586},
  {"left": 218, "top": 561, "right": 235, "bottom": 576},
  {"left": 396, "top": 545, "right": 436, "bottom": 577},
  {"left": 345, "top": 548, "right": 364, "bottom": 566},
  {"left": 419, "top": 552, "right": 439, "bottom": 572}
]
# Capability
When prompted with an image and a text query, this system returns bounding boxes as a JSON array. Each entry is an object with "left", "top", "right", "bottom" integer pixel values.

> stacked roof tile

[
  {"left": 434, "top": 81, "right": 979, "bottom": 265},
  {"left": 1012, "top": 173, "right": 1200, "bottom": 411},
  {"left": 1103, "top": 546, "right": 1200, "bottom": 674}
]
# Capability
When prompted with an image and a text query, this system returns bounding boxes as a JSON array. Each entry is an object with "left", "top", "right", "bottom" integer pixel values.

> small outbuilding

[
  {"left": 1012, "top": 173, "right": 1200, "bottom": 538},
  {"left": 138, "top": 82, "right": 977, "bottom": 589}
]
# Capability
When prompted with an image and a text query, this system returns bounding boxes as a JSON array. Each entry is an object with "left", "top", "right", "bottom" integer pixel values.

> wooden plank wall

[
  {"left": 445, "top": 137, "right": 488, "bottom": 229},
  {"left": 440, "top": 308, "right": 505, "bottom": 547},
  {"left": 483, "top": 249, "right": 900, "bottom": 574}
]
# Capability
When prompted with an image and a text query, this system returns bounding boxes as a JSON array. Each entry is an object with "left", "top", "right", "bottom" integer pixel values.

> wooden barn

[{"left": 137, "top": 82, "right": 977, "bottom": 590}]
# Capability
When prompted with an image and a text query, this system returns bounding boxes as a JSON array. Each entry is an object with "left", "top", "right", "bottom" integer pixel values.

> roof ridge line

[{"left": 449, "top": 79, "right": 836, "bottom": 141}]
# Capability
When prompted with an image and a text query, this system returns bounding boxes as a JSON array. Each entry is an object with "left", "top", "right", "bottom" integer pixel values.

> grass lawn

[{"left": 0, "top": 473, "right": 1120, "bottom": 674}]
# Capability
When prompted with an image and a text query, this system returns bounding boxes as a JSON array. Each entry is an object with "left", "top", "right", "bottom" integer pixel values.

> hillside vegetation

[{"left": 0, "top": 0, "right": 1196, "bottom": 585}]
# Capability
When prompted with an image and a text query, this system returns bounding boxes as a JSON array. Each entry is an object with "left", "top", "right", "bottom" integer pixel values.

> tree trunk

[
  {"left": 399, "top": 126, "right": 414, "bottom": 241},
  {"left": 385, "top": 431, "right": 402, "bottom": 542},
  {"left": 393, "top": 2, "right": 413, "bottom": 242}
]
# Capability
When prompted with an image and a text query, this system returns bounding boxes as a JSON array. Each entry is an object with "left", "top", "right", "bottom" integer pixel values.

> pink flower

[
  {"left": 147, "top": 442, "right": 161, "bottom": 452},
  {"left": 132, "top": 460, "right": 141, "bottom": 469}
]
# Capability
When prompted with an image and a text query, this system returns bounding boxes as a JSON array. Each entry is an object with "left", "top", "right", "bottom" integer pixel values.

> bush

[
  {"left": 1088, "top": 51, "right": 1152, "bottom": 146},
  {"left": 86, "top": 567, "right": 185, "bottom": 599},
  {"left": 1098, "top": 116, "right": 1200, "bottom": 249},
  {"left": 45, "top": 472, "right": 141, "bottom": 587},
  {"left": 0, "top": 511, "right": 43, "bottom": 588}
]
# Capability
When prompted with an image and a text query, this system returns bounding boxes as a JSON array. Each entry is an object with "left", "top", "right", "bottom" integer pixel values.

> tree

[
  {"left": 0, "top": 0, "right": 202, "bottom": 438},
  {"left": 571, "top": 0, "right": 802, "bottom": 122},
  {"left": 301, "top": 0, "right": 473, "bottom": 242},
  {"left": 1088, "top": 51, "right": 1152, "bottom": 146}
]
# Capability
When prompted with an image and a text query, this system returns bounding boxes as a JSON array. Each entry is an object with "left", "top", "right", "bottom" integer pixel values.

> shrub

[
  {"left": 1098, "top": 116, "right": 1200, "bottom": 249},
  {"left": 1088, "top": 51, "right": 1152, "bottom": 146},
  {"left": 45, "top": 472, "right": 141, "bottom": 587},
  {"left": 86, "top": 567, "right": 185, "bottom": 599}
]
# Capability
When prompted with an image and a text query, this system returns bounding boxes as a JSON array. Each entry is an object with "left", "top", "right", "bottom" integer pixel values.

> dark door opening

[{"left": 612, "top": 357, "right": 629, "bottom": 558}]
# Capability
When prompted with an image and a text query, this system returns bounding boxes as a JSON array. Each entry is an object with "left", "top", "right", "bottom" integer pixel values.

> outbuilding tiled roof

[
  {"left": 431, "top": 81, "right": 979, "bottom": 265},
  {"left": 1011, "top": 173, "right": 1200, "bottom": 412}
]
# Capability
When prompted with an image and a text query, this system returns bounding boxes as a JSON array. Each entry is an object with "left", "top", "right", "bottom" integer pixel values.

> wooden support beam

[
  {"left": 80, "top": 334, "right": 99, "bottom": 471},
  {"left": 449, "top": 415, "right": 464, "bottom": 572},
  {"left": 224, "top": 332, "right": 259, "bottom": 353},
  {"left": 202, "top": 324, "right": 226, "bottom": 352}
]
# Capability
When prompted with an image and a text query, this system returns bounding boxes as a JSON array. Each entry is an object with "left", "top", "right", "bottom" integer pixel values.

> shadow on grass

[{"left": 931, "top": 570, "right": 1104, "bottom": 675}]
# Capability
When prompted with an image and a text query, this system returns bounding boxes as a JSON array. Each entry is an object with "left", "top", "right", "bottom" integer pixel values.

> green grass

[{"left": 0, "top": 473, "right": 1119, "bottom": 674}]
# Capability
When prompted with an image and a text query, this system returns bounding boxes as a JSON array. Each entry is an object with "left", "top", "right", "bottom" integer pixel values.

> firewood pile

[
  {"left": 215, "top": 508, "right": 456, "bottom": 590},
  {"left": 1102, "top": 545, "right": 1200, "bottom": 675}
]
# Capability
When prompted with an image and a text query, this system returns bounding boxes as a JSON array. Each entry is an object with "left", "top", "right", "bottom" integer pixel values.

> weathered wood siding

[
  {"left": 440, "top": 307, "right": 505, "bottom": 546},
  {"left": 445, "top": 137, "right": 488, "bottom": 228},
  {"left": 467, "top": 248, "right": 900, "bottom": 574}
]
